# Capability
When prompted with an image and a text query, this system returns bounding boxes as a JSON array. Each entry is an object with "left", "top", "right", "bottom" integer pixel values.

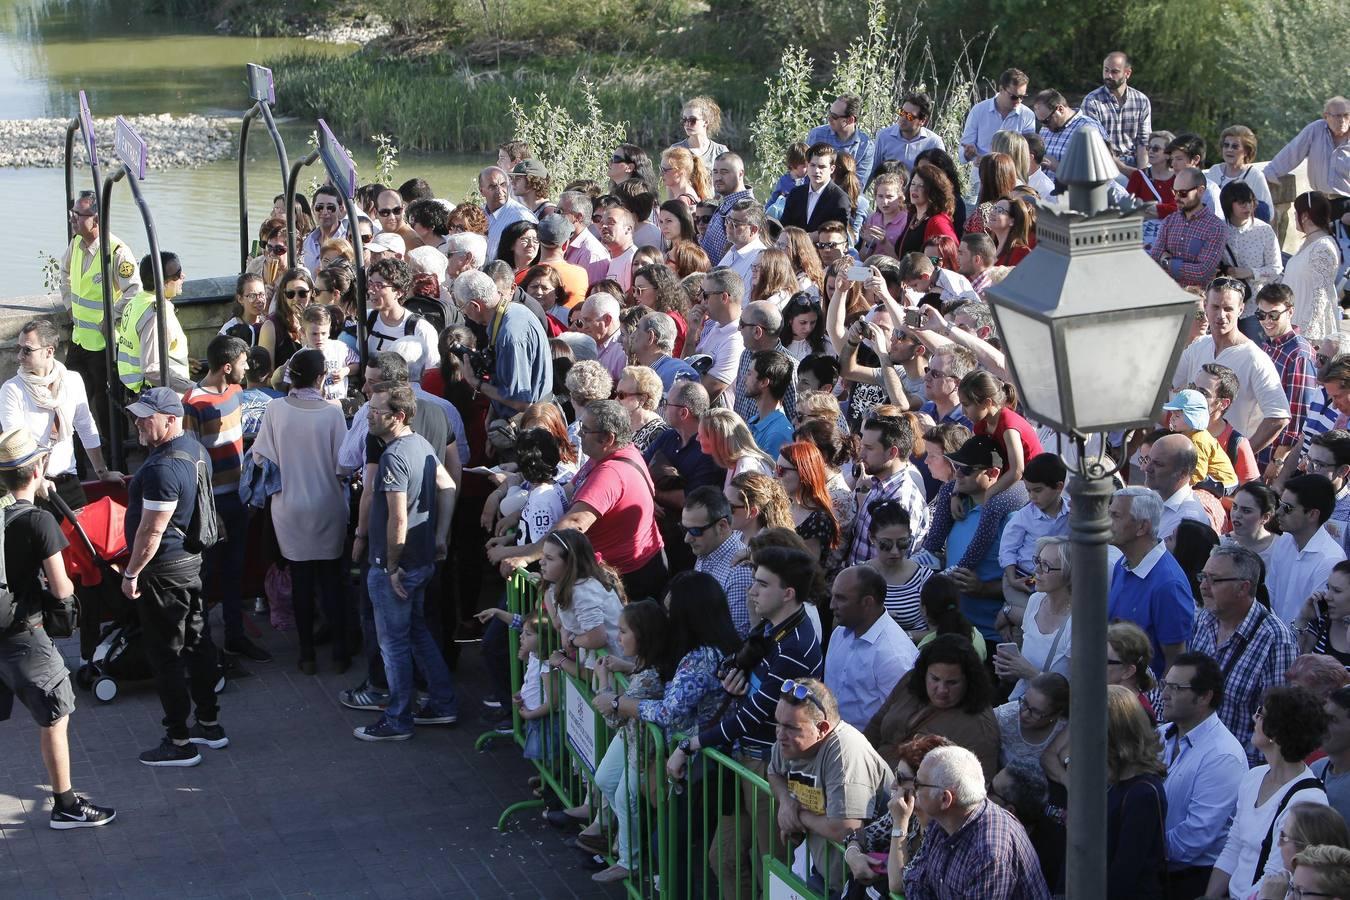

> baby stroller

[{"left": 54, "top": 488, "right": 225, "bottom": 703}]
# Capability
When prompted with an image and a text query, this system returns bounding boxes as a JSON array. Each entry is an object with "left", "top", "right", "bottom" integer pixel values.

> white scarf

[{"left": 17, "top": 359, "right": 72, "bottom": 446}]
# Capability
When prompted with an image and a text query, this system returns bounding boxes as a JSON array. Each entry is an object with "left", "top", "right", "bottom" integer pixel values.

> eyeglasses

[
  {"left": 367, "top": 280, "right": 391, "bottom": 292},
  {"left": 1317, "top": 352, "right": 1331, "bottom": 367},
  {"left": 658, "top": 399, "right": 689, "bottom": 411},
  {"left": 896, "top": 108, "right": 921, "bottom": 123},
  {"left": 1147, "top": 144, "right": 1167, "bottom": 152},
  {"left": 1306, "top": 457, "right": 1338, "bottom": 472},
  {"left": 1254, "top": 706, "right": 1266, "bottom": 720},
  {"left": 314, "top": 203, "right": 338, "bottom": 212},
  {"left": 1033, "top": 558, "right": 1062, "bottom": 573},
  {"left": 952, "top": 462, "right": 986, "bottom": 476},
  {"left": 1196, "top": 572, "right": 1246, "bottom": 585},
  {"left": 242, "top": 291, "right": 267, "bottom": 301},
  {"left": 1106, "top": 658, "right": 1125, "bottom": 666},
  {"left": 266, "top": 243, "right": 287, "bottom": 255},
  {"left": 827, "top": 110, "right": 849, "bottom": 121},
  {"left": 875, "top": 538, "right": 908, "bottom": 552},
  {"left": 16, "top": 345, "right": 45, "bottom": 357},
  {"left": 775, "top": 464, "right": 796, "bottom": 477},
  {"left": 1018, "top": 697, "right": 1054, "bottom": 719},
  {"left": 694, "top": 215, "right": 714, "bottom": 225},
  {"left": 924, "top": 369, "right": 952, "bottom": 381},
  {"left": 1173, "top": 186, "right": 1197, "bottom": 198},
  {"left": 780, "top": 679, "right": 826, "bottom": 713},
  {"left": 681, "top": 516, "right": 727, "bottom": 537},
  {"left": 378, "top": 206, "right": 404, "bottom": 217},
  {"left": 615, "top": 391, "right": 639, "bottom": 401},
  {"left": 1285, "top": 885, "right": 1334, "bottom": 899},
  {"left": 1161, "top": 681, "right": 1196, "bottom": 693},
  {"left": 1254, "top": 308, "right": 1288, "bottom": 321}
]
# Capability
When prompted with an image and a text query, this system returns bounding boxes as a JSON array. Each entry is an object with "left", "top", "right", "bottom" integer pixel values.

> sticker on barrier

[
  {"left": 564, "top": 677, "right": 598, "bottom": 775},
  {"left": 764, "top": 855, "right": 816, "bottom": 900}
]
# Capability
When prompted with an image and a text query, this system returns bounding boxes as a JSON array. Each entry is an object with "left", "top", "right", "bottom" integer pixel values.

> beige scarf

[{"left": 17, "top": 359, "right": 73, "bottom": 447}]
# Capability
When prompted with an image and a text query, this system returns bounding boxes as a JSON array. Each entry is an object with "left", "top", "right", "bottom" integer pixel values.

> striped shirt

[{"left": 182, "top": 383, "right": 245, "bottom": 495}]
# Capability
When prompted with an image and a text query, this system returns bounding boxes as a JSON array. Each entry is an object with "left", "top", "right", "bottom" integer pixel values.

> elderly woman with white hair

[
  {"left": 564, "top": 360, "right": 614, "bottom": 465},
  {"left": 615, "top": 365, "right": 669, "bottom": 454}
]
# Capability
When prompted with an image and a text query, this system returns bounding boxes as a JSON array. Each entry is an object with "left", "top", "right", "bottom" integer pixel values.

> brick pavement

[{"left": 0, "top": 612, "right": 627, "bottom": 899}]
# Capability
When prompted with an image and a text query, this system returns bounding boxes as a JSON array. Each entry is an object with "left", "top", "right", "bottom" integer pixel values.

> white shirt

[
  {"left": 695, "top": 318, "right": 744, "bottom": 403},
  {"left": 1214, "top": 765, "right": 1327, "bottom": 898},
  {"left": 1172, "top": 336, "right": 1291, "bottom": 441},
  {"left": 998, "top": 495, "right": 1070, "bottom": 572},
  {"left": 824, "top": 612, "right": 918, "bottom": 730},
  {"left": 1205, "top": 163, "right": 1274, "bottom": 218},
  {"left": 0, "top": 370, "right": 100, "bottom": 477},
  {"left": 366, "top": 307, "right": 441, "bottom": 370},
  {"left": 933, "top": 268, "right": 978, "bottom": 303},
  {"left": 1156, "top": 713, "right": 1251, "bottom": 868},
  {"left": 1009, "top": 591, "right": 1071, "bottom": 701},
  {"left": 1266, "top": 527, "right": 1346, "bottom": 623},
  {"left": 605, "top": 245, "right": 638, "bottom": 291},
  {"left": 1158, "top": 484, "right": 1210, "bottom": 541},
  {"left": 1028, "top": 168, "right": 1056, "bottom": 199},
  {"left": 805, "top": 183, "right": 828, "bottom": 223},
  {"left": 959, "top": 96, "right": 1037, "bottom": 157},
  {"left": 719, "top": 237, "right": 767, "bottom": 294}
]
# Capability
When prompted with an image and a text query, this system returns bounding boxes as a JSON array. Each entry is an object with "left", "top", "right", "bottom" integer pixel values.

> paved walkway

[{"left": 0, "top": 611, "right": 625, "bottom": 899}]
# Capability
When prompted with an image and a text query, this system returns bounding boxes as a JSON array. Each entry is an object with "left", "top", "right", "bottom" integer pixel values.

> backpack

[
  {"left": 0, "top": 501, "right": 39, "bottom": 631},
  {"left": 366, "top": 309, "right": 425, "bottom": 353},
  {"left": 164, "top": 450, "right": 221, "bottom": 553}
]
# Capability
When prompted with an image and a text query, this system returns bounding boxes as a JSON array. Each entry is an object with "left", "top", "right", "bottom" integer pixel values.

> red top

[
  {"left": 668, "top": 311, "right": 688, "bottom": 358},
  {"left": 1214, "top": 423, "right": 1260, "bottom": 485},
  {"left": 571, "top": 444, "right": 663, "bottom": 574},
  {"left": 1127, "top": 170, "right": 1176, "bottom": 217},
  {"left": 974, "top": 407, "right": 1045, "bottom": 467},
  {"left": 996, "top": 243, "right": 1031, "bottom": 267}
]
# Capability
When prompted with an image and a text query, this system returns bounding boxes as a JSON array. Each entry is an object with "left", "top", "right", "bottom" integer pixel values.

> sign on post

[
  {"left": 246, "top": 64, "right": 276, "bottom": 105},
  {"left": 78, "top": 91, "right": 98, "bottom": 167},
  {"left": 114, "top": 116, "right": 147, "bottom": 181},
  {"left": 564, "top": 678, "right": 598, "bottom": 775},
  {"left": 317, "top": 118, "right": 357, "bottom": 200}
]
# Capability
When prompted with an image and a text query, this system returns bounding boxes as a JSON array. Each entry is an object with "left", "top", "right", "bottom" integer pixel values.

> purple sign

[
  {"left": 77, "top": 91, "right": 97, "bottom": 168},
  {"left": 246, "top": 64, "right": 276, "bottom": 105},
  {"left": 317, "top": 119, "right": 357, "bottom": 200},
  {"left": 114, "top": 116, "right": 147, "bottom": 181}
]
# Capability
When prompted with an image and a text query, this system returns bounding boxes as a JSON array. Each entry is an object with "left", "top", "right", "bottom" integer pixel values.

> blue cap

[
  {"left": 125, "top": 386, "right": 184, "bottom": 418},
  {"left": 1161, "top": 389, "right": 1210, "bottom": 431}
]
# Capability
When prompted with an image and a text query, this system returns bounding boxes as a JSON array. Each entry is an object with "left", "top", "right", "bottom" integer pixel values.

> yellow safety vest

[
  {"left": 115, "top": 290, "right": 156, "bottom": 392},
  {"left": 67, "top": 236, "right": 129, "bottom": 352}
]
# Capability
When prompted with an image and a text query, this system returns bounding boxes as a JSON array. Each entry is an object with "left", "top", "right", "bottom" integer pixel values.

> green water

[{"left": 0, "top": 0, "right": 485, "bottom": 297}]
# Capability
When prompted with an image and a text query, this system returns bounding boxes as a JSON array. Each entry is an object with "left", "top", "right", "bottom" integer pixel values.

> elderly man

[
  {"left": 781, "top": 144, "right": 852, "bottom": 233},
  {"left": 805, "top": 93, "right": 876, "bottom": 187},
  {"left": 576, "top": 292, "right": 626, "bottom": 383},
  {"left": 683, "top": 485, "right": 755, "bottom": 635},
  {"left": 1265, "top": 96, "right": 1350, "bottom": 216},
  {"left": 959, "top": 68, "right": 1037, "bottom": 162},
  {"left": 718, "top": 199, "right": 768, "bottom": 290},
  {"left": 0, "top": 318, "right": 124, "bottom": 510},
  {"left": 444, "top": 232, "right": 486, "bottom": 281},
  {"left": 451, "top": 269, "right": 551, "bottom": 418},
  {"left": 558, "top": 190, "right": 609, "bottom": 284},
  {"left": 60, "top": 190, "right": 140, "bottom": 437},
  {"left": 768, "top": 678, "right": 891, "bottom": 894},
  {"left": 732, "top": 300, "right": 799, "bottom": 421},
  {"left": 1107, "top": 486, "right": 1195, "bottom": 676},
  {"left": 1032, "top": 89, "right": 1108, "bottom": 172},
  {"left": 1172, "top": 280, "right": 1291, "bottom": 455},
  {"left": 1149, "top": 168, "right": 1227, "bottom": 287},
  {"left": 480, "top": 166, "right": 535, "bottom": 259},
  {"left": 874, "top": 92, "right": 946, "bottom": 175},
  {"left": 825, "top": 567, "right": 918, "bottom": 729},
  {"left": 692, "top": 267, "right": 746, "bottom": 407},
  {"left": 303, "top": 184, "right": 347, "bottom": 273},
  {"left": 1081, "top": 52, "right": 1153, "bottom": 174},
  {"left": 899, "top": 745, "right": 1050, "bottom": 898},
  {"left": 701, "top": 152, "right": 755, "bottom": 264},
  {"left": 1268, "top": 473, "right": 1345, "bottom": 624},
  {"left": 646, "top": 381, "right": 724, "bottom": 573},
  {"left": 1143, "top": 433, "right": 1212, "bottom": 539},
  {"left": 1190, "top": 546, "right": 1298, "bottom": 765},
  {"left": 490, "top": 400, "right": 666, "bottom": 601},
  {"left": 1156, "top": 651, "right": 1249, "bottom": 897},
  {"left": 631, "top": 312, "right": 697, "bottom": 393}
]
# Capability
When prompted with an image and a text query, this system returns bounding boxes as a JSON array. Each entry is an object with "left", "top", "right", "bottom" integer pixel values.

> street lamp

[{"left": 986, "top": 127, "right": 1195, "bottom": 900}]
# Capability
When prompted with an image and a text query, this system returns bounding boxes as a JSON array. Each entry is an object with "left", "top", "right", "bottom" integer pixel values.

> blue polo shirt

[
  {"left": 749, "top": 409, "right": 793, "bottom": 460},
  {"left": 1108, "top": 542, "right": 1195, "bottom": 676},
  {"left": 642, "top": 428, "right": 725, "bottom": 491},
  {"left": 947, "top": 499, "right": 1010, "bottom": 642}
]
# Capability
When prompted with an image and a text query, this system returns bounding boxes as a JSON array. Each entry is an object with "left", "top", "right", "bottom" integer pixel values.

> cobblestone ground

[{"left": 0, "top": 609, "right": 627, "bottom": 899}]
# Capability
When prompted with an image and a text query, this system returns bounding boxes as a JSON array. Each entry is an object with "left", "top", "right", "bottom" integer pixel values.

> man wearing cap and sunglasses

[{"left": 0, "top": 427, "right": 116, "bottom": 829}]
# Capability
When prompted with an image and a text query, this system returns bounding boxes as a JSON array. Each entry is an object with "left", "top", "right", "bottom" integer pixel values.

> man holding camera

[
  {"left": 0, "top": 428, "right": 115, "bottom": 829},
  {"left": 451, "top": 270, "right": 551, "bottom": 418}
]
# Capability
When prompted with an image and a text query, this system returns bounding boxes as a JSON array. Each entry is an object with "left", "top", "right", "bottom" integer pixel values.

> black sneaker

[
  {"left": 412, "top": 703, "right": 458, "bottom": 726},
  {"left": 340, "top": 681, "right": 390, "bottom": 711},
  {"left": 223, "top": 636, "right": 273, "bottom": 662},
  {"left": 188, "top": 722, "right": 229, "bottom": 750},
  {"left": 138, "top": 739, "right": 202, "bottom": 767},
  {"left": 353, "top": 718, "right": 413, "bottom": 742},
  {"left": 50, "top": 796, "right": 116, "bottom": 830}
]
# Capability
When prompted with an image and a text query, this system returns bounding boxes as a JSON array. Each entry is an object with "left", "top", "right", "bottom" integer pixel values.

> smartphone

[
  {"left": 847, "top": 264, "right": 870, "bottom": 282},
  {"left": 904, "top": 308, "right": 924, "bottom": 329},
  {"left": 996, "top": 642, "right": 1018, "bottom": 657}
]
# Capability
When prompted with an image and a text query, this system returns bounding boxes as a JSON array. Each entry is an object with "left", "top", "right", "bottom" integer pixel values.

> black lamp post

[{"left": 985, "top": 127, "right": 1196, "bottom": 899}]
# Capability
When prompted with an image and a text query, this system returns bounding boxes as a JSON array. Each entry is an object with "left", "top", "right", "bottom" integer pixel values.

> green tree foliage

[{"left": 507, "top": 78, "right": 629, "bottom": 188}]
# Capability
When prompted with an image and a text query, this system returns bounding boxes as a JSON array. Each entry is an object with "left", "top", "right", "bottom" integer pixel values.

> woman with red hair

[{"left": 775, "top": 440, "right": 840, "bottom": 567}]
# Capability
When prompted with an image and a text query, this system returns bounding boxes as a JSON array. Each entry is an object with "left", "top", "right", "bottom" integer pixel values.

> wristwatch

[
  {"left": 677, "top": 738, "right": 693, "bottom": 755},
  {"left": 122, "top": 571, "right": 138, "bottom": 580},
  {"left": 610, "top": 694, "right": 621, "bottom": 713}
]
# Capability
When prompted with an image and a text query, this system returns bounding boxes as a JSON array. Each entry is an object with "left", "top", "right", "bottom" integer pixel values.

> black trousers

[
  {"left": 1164, "top": 865, "right": 1212, "bottom": 900},
  {"left": 135, "top": 555, "right": 220, "bottom": 741},
  {"left": 291, "top": 558, "right": 347, "bottom": 661},
  {"left": 621, "top": 549, "right": 669, "bottom": 605}
]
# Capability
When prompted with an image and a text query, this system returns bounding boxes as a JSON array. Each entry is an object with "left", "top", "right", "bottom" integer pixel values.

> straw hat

[{"left": 0, "top": 428, "right": 46, "bottom": 470}]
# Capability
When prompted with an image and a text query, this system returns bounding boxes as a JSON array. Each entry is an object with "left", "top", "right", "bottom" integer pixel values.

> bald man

[
  {"left": 1143, "top": 432, "right": 1212, "bottom": 540},
  {"left": 701, "top": 152, "right": 755, "bottom": 263},
  {"left": 1148, "top": 167, "right": 1226, "bottom": 287}
]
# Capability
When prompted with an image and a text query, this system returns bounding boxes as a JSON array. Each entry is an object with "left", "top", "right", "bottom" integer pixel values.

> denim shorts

[{"left": 0, "top": 624, "right": 76, "bottom": 726}]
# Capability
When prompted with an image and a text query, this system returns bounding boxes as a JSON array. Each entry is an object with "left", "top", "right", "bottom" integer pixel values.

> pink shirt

[{"left": 571, "top": 444, "right": 663, "bottom": 574}]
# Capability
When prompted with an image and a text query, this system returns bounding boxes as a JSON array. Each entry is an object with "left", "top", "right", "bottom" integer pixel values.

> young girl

[
  {"left": 915, "top": 573, "right": 988, "bottom": 660},
  {"left": 514, "top": 612, "right": 558, "bottom": 764},
  {"left": 540, "top": 529, "right": 627, "bottom": 673},
  {"left": 958, "top": 370, "right": 1043, "bottom": 506},
  {"left": 585, "top": 600, "right": 672, "bottom": 884},
  {"left": 779, "top": 293, "right": 831, "bottom": 362}
]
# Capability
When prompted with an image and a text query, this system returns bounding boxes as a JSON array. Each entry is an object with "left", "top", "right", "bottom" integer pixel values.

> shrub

[{"left": 507, "top": 78, "right": 629, "bottom": 188}]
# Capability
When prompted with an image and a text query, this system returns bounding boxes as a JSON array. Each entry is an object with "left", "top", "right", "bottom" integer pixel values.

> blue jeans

[{"left": 367, "top": 564, "right": 457, "bottom": 731}]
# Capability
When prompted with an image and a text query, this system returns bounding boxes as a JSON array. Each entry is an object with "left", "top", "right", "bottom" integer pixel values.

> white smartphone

[{"left": 846, "top": 264, "right": 870, "bottom": 282}]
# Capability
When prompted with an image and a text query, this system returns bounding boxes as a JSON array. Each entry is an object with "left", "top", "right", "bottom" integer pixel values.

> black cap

[{"left": 945, "top": 435, "right": 1004, "bottom": 470}]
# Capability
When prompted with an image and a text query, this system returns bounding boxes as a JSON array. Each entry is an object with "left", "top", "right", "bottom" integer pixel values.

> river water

[{"left": 0, "top": 0, "right": 483, "bottom": 299}]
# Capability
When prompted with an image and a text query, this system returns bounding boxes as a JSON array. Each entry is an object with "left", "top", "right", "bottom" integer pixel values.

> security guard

[
  {"left": 115, "top": 252, "right": 192, "bottom": 395},
  {"left": 59, "top": 190, "right": 140, "bottom": 434}
]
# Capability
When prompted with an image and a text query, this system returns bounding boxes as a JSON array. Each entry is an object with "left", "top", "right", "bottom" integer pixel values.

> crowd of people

[{"left": 1, "top": 47, "right": 1349, "bottom": 899}]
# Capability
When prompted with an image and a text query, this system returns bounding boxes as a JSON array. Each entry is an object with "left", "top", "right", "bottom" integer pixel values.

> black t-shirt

[
  {"left": 4, "top": 501, "right": 69, "bottom": 620},
  {"left": 125, "top": 433, "right": 208, "bottom": 562}
]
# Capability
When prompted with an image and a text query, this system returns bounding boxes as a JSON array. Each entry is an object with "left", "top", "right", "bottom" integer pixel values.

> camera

[{"left": 447, "top": 342, "right": 496, "bottom": 381}]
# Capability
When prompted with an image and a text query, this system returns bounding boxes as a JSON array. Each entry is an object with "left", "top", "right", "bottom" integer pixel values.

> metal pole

[
  {"left": 341, "top": 195, "right": 368, "bottom": 371},
  {"left": 258, "top": 101, "right": 290, "bottom": 198},
  {"left": 124, "top": 175, "right": 169, "bottom": 388},
  {"left": 238, "top": 105, "right": 258, "bottom": 273},
  {"left": 64, "top": 122, "right": 77, "bottom": 242},
  {"left": 284, "top": 150, "right": 319, "bottom": 267},
  {"left": 98, "top": 168, "right": 127, "bottom": 471},
  {"left": 1065, "top": 461, "right": 1113, "bottom": 900}
]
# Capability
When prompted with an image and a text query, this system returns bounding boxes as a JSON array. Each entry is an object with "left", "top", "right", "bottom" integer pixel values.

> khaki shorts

[{"left": 0, "top": 624, "right": 76, "bottom": 726}]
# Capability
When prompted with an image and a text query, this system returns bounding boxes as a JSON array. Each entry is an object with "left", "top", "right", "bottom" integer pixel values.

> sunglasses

[
  {"left": 681, "top": 516, "right": 727, "bottom": 537},
  {"left": 952, "top": 462, "right": 986, "bottom": 476},
  {"left": 694, "top": 215, "right": 713, "bottom": 225},
  {"left": 780, "top": 679, "right": 826, "bottom": 713},
  {"left": 814, "top": 241, "right": 844, "bottom": 250},
  {"left": 313, "top": 203, "right": 338, "bottom": 212},
  {"left": 16, "top": 345, "right": 45, "bottom": 357},
  {"left": 774, "top": 464, "right": 796, "bottom": 477},
  {"left": 896, "top": 108, "right": 920, "bottom": 123},
  {"left": 1254, "top": 309, "right": 1288, "bottom": 321},
  {"left": 378, "top": 206, "right": 403, "bottom": 217},
  {"left": 875, "top": 538, "right": 907, "bottom": 552},
  {"left": 611, "top": 155, "right": 630, "bottom": 164},
  {"left": 681, "top": 117, "right": 700, "bottom": 126},
  {"left": 1173, "top": 187, "right": 1197, "bottom": 198},
  {"left": 284, "top": 288, "right": 311, "bottom": 299},
  {"left": 266, "top": 243, "right": 287, "bottom": 255}
]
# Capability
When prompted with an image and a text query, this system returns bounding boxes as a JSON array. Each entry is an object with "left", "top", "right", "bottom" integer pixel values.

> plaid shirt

[
  {"left": 695, "top": 531, "right": 756, "bottom": 637},
  {"left": 1148, "top": 207, "right": 1227, "bottom": 287},
  {"left": 849, "top": 465, "right": 931, "bottom": 566},
  {"left": 700, "top": 188, "right": 755, "bottom": 265},
  {"left": 1260, "top": 329, "right": 1318, "bottom": 454},
  {"left": 1039, "top": 109, "right": 1106, "bottom": 166},
  {"left": 1189, "top": 602, "right": 1298, "bottom": 767},
  {"left": 733, "top": 341, "right": 798, "bottom": 422},
  {"left": 905, "top": 800, "right": 1050, "bottom": 900},
  {"left": 1081, "top": 85, "right": 1152, "bottom": 165}
]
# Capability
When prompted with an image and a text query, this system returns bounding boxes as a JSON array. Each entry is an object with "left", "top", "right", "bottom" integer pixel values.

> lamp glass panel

[
  {"left": 993, "top": 306, "right": 1062, "bottom": 425},
  {"left": 1062, "top": 311, "right": 1189, "bottom": 430}
]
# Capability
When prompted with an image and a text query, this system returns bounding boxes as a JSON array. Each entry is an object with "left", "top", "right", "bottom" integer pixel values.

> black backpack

[
  {"left": 0, "top": 502, "right": 39, "bottom": 631},
  {"left": 366, "top": 309, "right": 426, "bottom": 353},
  {"left": 164, "top": 450, "right": 221, "bottom": 553}
]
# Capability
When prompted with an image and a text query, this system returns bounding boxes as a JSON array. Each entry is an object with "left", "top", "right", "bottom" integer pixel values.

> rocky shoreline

[{"left": 0, "top": 114, "right": 237, "bottom": 170}]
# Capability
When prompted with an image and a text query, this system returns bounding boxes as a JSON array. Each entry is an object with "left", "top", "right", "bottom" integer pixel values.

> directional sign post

[
  {"left": 246, "top": 63, "right": 276, "bottom": 104},
  {"left": 317, "top": 119, "right": 358, "bottom": 200},
  {"left": 238, "top": 63, "right": 290, "bottom": 270},
  {"left": 78, "top": 91, "right": 98, "bottom": 171},
  {"left": 113, "top": 116, "right": 147, "bottom": 182}
]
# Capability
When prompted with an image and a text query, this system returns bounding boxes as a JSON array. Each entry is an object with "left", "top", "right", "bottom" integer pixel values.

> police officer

[
  {"left": 114, "top": 252, "right": 193, "bottom": 395},
  {"left": 0, "top": 428, "right": 116, "bottom": 829},
  {"left": 60, "top": 190, "right": 140, "bottom": 440}
]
